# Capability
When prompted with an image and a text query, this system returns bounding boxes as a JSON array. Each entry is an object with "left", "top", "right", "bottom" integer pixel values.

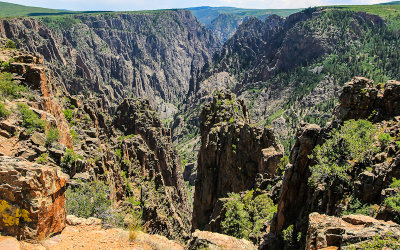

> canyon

[{"left": 0, "top": 2, "right": 400, "bottom": 249}]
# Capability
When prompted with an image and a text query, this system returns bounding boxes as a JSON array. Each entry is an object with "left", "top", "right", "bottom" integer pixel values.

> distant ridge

[
  {"left": 380, "top": 1, "right": 400, "bottom": 5},
  {"left": 186, "top": 6, "right": 302, "bottom": 25},
  {"left": 0, "top": 1, "right": 73, "bottom": 17}
]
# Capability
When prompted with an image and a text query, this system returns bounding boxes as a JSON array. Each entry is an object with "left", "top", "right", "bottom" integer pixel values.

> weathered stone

[
  {"left": 334, "top": 77, "right": 400, "bottom": 122},
  {"left": 306, "top": 213, "right": 400, "bottom": 250},
  {"left": 30, "top": 132, "right": 46, "bottom": 146},
  {"left": 187, "top": 230, "right": 256, "bottom": 250},
  {"left": 192, "top": 91, "right": 283, "bottom": 231},
  {"left": 0, "top": 156, "right": 69, "bottom": 240},
  {"left": 66, "top": 215, "right": 101, "bottom": 226},
  {"left": 112, "top": 99, "right": 191, "bottom": 241},
  {"left": 0, "top": 236, "right": 20, "bottom": 250}
]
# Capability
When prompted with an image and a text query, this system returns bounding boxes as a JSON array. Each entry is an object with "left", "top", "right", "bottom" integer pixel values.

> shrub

[
  {"left": 0, "top": 72, "right": 27, "bottom": 98},
  {"left": 70, "top": 129, "right": 79, "bottom": 144},
  {"left": 66, "top": 180, "right": 111, "bottom": 219},
  {"left": 221, "top": 193, "right": 251, "bottom": 239},
  {"left": 282, "top": 225, "right": 294, "bottom": 245},
  {"left": 5, "top": 40, "right": 16, "bottom": 49},
  {"left": 343, "top": 197, "right": 377, "bottom": 217},
  {"left": 384, "top": 178, "right": 400, "bottom": 214},
  {"left": 36, "top": 153, "right": 48, "bottom": 164},
  {"left": 63, "top": 109, "right": 74, "bottom": 122},
  {"left": 378, "top": 132, "right": 394, "bottom": 148},
  {"left": 309, "top": 119, "right": 377, "bottom": 187},
  {"left": 221, "top": 191, "right": 277, "bottom": 242},
  {"left": 60, "top": 148, "right": 82, "bottom": 172},
  {"left": 349, "top": 233, "right": 400, "bottom": 249},
  {"left": 46, "top": 127, "right": 59, "bottom": 146},
  {"left": 0, "top": 102, "right": 10, "bottom": 118},
  {"left": 17, "top": 103, "right": 46, "bottom": 132}
]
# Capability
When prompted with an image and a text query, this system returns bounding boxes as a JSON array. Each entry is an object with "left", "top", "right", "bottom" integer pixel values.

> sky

[{"left": 2, "top": 0, "right": 390, "bottom": 11}]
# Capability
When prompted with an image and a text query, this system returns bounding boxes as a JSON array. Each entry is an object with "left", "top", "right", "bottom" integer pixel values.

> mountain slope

[
  {"left": 174, "top": 7, "right": 400, "bottom": 168},
  {"left": 0, "top": 10, "right": 220, "bottom": 119},
  {"left": 187, "top": 6, "right": 302, "bottom": 43},
  {"left": 0, "top": 1, "right": 74, "bottom": 17}
]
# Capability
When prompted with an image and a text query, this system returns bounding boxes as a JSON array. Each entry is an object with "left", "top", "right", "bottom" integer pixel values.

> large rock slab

[
  {"left": 187, "top": 230, "right": 256, "bottom": 250},
  {"left": 0, "top": 157, "right": 69, "bottom": 240},
  {"left": 306, "top": 212, "right": 400, "bottom": 249}
]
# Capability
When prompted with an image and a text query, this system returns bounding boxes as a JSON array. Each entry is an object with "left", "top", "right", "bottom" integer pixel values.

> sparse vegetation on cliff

[
  {"left": 309, "top": 119, "right": 377, "bottom": 187},
  {"left": 221, "top": 190, "right": 277, "bottom": 242}
]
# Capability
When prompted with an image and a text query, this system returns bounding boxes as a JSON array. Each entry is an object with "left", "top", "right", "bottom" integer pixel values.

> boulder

[
  {"left": 306, "top": 212, "right": 400, "bottom": 249},
  {"left": 0, "top": 236, "right": 20, "bottom": 250},
  {"left": 0, "top": 157, "right": 69, "bottom": 240},
  {"left": 187, "top": 230, "right": 256, "bottom": 250}
]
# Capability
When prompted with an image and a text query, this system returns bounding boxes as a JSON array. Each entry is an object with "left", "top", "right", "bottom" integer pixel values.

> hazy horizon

[{"left": 0, "top": 0, "right": 391, "bottom": 11}]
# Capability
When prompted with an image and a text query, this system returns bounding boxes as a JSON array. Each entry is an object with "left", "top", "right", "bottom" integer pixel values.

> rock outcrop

[
  {"left": 306, "top": 213, "right": 400, "bottom": 249},
  {"left": 192, "top": 91, "right": 283, "bottom": 230},
  {"left": 111, "top": 99, "right": 191, "bottom": 241},
  {"left": 271, "top": 124, "right": 322, "bottom": 234},
  {"left": 187, "top": 230, "right": 256, "bottom": 250},
  {"left": 0, "top": 10, "right": 220, "bottom": 116},
  {"left": 0, "top": 157, "right": 69, "bottom": 240},
  {"left": 334, "top": 76, "right": 400, "bottom": 122},
  {"left": 266, "top": 77, "right": 400, "bottom": 249}
]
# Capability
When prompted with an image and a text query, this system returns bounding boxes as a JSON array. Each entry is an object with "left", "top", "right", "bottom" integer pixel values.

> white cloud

[{"left": 2, "top": 0, "right": 390, "bottom": 11}]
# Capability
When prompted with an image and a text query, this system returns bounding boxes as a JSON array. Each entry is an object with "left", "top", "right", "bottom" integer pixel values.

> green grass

[
  {"left": 187, "top": 6, "right": 303, "bottom": 25},
  {"left": 329, "top": 4, "right": 400, "bottom": 29},
  {"left": 0, "top": 1, "right": 73, "bottom": 17}
]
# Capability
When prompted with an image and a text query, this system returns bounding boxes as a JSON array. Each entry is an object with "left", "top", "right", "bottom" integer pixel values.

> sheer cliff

[
  {"left": 0, "top": 10, "right": 220, "bottom": 118},
  {"left": 174, "top": 7, "right": 400, "bottom": 167}
]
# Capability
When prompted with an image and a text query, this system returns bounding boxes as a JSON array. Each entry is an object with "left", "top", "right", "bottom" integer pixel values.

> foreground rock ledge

[
  {"left": 306, "top": 212, "right": 400, "bottom": 249},
  {"left": 187, "top": 230, "right": 256, "bottom": 250},
  {"left": 0, "top": 156, "right": 69, "bottom": 240}
]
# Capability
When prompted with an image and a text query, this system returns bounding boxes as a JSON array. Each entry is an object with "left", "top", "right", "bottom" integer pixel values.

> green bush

[
  {"left": 221, "top": 191, "right": 277, "bottom": 241},
  {"left": 309, "top": 119, "right": 377, "bottom": 187},
  {"left": 378, "top": 132, "right": 394, "bottom": 148},
  {"left": 348, "top": 233, "right": 400, "bottom": 249},
  {"left": 221, "top": 193, "right": 251, "bottom": 239},
  {"left": 46, "top": 127, "right": 59, "bottom": 146},
  {"left": 36, "top": 153, "right": 48, "bottom": 164},
  {"left": 17, "top": 103, "right": 46, "bottom": 132},
  {"left": 0, "top": 102, "right": 10, "bottom": 118},
  {"left": 343, "top": 197, "right": 377, "bottom": 217},
  {"left": 282, "top": 225, "right": 294, "bottom": 245},
  {"left": 60, "top": 148, "right": 82, "bottom": 172},
  {"left": 63, "top": 109, "right": 74, "bottom": 122},
  {"left": 0, "top": 72, "right": 27, "bottom": 98},
  {"left": 5, "top": 40, "right": 16, "bottom": 49},
  {"left": 384, "top": 178, "right": 400, "bottom": 214},
  {"left": 70, "top": 129, "right": 79, "bottom": 144},
  {"left": 66, "top": 180, "right": 111, "bottom": 219}
]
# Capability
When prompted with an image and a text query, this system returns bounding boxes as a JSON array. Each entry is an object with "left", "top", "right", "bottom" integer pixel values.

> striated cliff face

[
  {"left": 112, "top": 99, "right": 191, "bottom": 240},
  {"left": 192, "top": 90, "right": 283, "bottom": 231},
  {"left": 0, "top": 10, "right": 220, "bottom": 117},
  {"left": 0, "top": 42, "right": 192, "bottom": 241},
  {"left": 175, "top": 8, "right": 393, "bottom": 166},
  {"left": 266, "top": 77, "right": 400, "bottom": 249}
]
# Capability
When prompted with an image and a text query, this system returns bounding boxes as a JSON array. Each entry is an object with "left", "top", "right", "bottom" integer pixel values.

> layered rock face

[
  {"left": 0, "top": 10, "right": 220, "bottom": 115},
  {"left": 112, "top": 99, "right": 191, "bottom": 240},
  {"left": 334, "top": 76, "right": 400, "bottom": 122},
  {"left": 306, "top": 213, "right": 400, "bottom": 249},
  {"left": 271, "top": 124, "right": 322, "bottom": 234},
  {"left": 192, "top": 91, "right": 283, "bottom": 230},
  {"left": 0, "top": 157, "right": 69, "bottom": 240},
  {"left": 266, "top": 77, "right": 400, "bottom": 248}
]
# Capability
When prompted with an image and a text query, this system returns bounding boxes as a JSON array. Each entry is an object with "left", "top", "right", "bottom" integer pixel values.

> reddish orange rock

[{"left": 0, "top": 156, "right": 69, "bottom": 240}]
